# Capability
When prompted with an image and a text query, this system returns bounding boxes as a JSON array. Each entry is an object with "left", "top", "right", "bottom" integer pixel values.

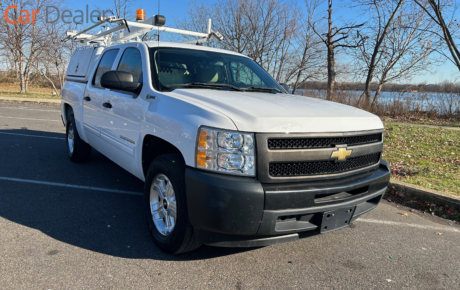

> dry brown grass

[{"left": 0, "top": 83, "right": 60, "bottom": 99}]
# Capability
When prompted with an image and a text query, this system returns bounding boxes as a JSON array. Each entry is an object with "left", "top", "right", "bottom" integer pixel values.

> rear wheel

[
  {"left": 66, "top": 114, "right": 92, "bottom": 162},
  {"left": 144, "top": 153, "right": 201, "bottom": 254}
]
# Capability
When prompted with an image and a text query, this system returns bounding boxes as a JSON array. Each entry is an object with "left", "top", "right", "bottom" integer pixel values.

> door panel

[
  {"left": 100, "top": 130, "right": 135, "bottom": 156},
  {"left": 99, "top": 91, "right": 143, "bottom": 171},
  {"left": 83, "top": 88, "right": 105, "bottom": 145},
  {"left": 82, "top": 49, "right": 119, "bottom": 148},
  {"left": 98, "top": 47, "right": 144, "bottom": 172}
]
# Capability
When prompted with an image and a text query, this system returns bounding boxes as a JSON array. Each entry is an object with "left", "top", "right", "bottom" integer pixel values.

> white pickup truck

[{"left": 61, "top": 19, "right": 390, "bottom": 254}]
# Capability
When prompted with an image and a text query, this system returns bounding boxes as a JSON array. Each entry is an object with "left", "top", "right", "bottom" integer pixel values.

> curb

[
  {"left": 0, "top": 97, "right": 61, "bottom": 107},
  {"left": 389, "top": 180, "right": 460, "bottom": 211}
]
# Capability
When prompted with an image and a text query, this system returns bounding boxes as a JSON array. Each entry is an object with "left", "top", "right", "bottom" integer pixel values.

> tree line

[
  {"left": 1, "top": 0, "right": 460, "bottom": 110},
  {"left": 299, "top": 80, "right": 460, "bottom": 93}
]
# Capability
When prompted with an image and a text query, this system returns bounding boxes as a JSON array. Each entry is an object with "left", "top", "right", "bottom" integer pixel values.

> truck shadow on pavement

[{"left": 0, "top": 129, "right": 256, "bottom": 261}]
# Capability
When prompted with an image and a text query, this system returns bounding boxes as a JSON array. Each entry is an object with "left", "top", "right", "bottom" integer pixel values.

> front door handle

[
  {"left": 84, "top": 96, "right": 91, "bottom": 101},
  {"left": 102, "top": 102, "right": 112, "bottom": 109}
]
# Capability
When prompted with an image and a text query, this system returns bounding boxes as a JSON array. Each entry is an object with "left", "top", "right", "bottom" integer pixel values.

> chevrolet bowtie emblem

[{"left": 331, "top": 147, "right": 352, "bottom": 161}]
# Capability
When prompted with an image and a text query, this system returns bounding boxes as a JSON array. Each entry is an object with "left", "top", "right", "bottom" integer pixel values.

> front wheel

[
  {"left": 144, "top": 153, "right": 201, "bottom": 254},
  {"left": 66, "top": 114, "right": 92, "bottom": 162}
]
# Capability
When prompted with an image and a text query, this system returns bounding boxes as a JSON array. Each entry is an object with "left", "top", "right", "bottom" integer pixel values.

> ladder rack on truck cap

[{"left": 62, "top": 11, "right": 224, "bottom": 47}]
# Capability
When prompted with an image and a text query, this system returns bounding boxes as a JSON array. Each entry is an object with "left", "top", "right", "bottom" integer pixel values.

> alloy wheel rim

[
  {"left": 150, "top": 174, "right": 177, "bottom": 236},
  {"left": 68, "top": 123, "right": 75, "bottom": 155}
]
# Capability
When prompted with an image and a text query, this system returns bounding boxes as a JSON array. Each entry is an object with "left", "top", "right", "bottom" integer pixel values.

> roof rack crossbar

[
  {"left": 62, "top": 16, "right": 121, "bottom": 42},
  {"left": 62, "top": 15, "right": 224, "bottom": 46}
]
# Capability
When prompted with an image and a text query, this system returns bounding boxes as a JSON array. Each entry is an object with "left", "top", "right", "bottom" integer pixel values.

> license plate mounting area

[{"left": 320, "top": 206, "right": 356, "bottom": 234}]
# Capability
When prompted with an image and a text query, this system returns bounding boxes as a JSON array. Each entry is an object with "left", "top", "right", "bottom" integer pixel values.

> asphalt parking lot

[{"left": 1, "top": 102, "right": 459, "bottom": 289}]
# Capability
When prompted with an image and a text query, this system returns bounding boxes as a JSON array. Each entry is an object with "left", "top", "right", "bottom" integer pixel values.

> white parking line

[
  {"left": 0, "top": 116, "right": 60, "bottom": 122},
  {"left": 0, "top": 132, "right": 65, "bottom": 140},
  {"left": 356, "top": 218, "right": 460, "bottom": 233},
  {"left": 0, "top": 176, "right": 143, "bottom": 196}
]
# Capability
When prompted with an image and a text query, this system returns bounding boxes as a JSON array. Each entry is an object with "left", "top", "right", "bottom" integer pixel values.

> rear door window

[
  {"left": 117, "top": 48, "right": 143, "bottom": 83},
  {"left": 92, "top": 49, "right": 119, "bottom": 87}
]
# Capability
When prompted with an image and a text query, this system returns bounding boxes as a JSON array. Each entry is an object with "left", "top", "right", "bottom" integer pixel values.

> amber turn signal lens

[
  {"left": 197, "top": 151, "right": 207, "bottom": 167},
  {"left": 198, "top": 130, "right": 207, "bottom": 148},
  {"left": 136, "top": 9, "right": 145, "bottom": 21}
]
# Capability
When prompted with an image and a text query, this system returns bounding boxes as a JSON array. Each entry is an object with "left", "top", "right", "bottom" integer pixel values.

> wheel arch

[
  {"left": 142, "top": 134, "right": 186, "bottom": 178},
  {"left": 63, "top": 103, "right": 74, "bottom": 125}
]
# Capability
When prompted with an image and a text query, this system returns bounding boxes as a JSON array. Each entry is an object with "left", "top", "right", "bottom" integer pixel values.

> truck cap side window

[
  {"left": 92, "top": 49, "right": 120, "bottom": 87},
  {"left": 117, "top": 48, "right": 143, "bottom": 84}
]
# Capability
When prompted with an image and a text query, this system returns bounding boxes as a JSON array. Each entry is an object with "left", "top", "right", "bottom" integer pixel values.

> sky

[{"left": 63, "top": 0, "right": 460, "bottom": 84}]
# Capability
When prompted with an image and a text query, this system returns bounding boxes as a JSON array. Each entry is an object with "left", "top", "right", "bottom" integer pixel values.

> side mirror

[
  {"left": 280, "top": 83, "right": 289, "bottom": 93},
  {"left": 101, "top": 70, "right": 142, "bottom": 94}
]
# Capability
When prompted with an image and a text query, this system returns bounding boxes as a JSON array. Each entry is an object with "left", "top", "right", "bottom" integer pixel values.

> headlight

[{"left": 196, "top": 127, "right": 255, "bottom": 176}]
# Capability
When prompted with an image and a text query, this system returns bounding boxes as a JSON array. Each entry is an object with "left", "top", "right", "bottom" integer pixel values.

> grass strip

[{"left": 383, "top": 123, "right": 460, "bottom": 196}]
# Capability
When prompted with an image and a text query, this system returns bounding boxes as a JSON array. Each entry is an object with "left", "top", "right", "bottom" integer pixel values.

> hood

[{"left": 167, "top": 89, "right": 383, "bottom": 133}]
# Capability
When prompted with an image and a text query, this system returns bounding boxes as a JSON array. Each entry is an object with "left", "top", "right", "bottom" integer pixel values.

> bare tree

[
  {"left": 0, "top": 0, "right": 50, "bottom": 93},
  {"left": 355, "top": 0, "right": 404, "bottom": 108},
  {"left": 414, "top": 0, "right": 460, "bottom": 71},
  {"left": 356, "top": 1, "right": 440, "bottom": 108},
  {"left": 177, "top": 0, "right": 300, "bottom": 82},
  {"left": 243, "top": 0, "right": 297, "bottom": 72},
  {"left": 312, "top": 0, "right": 365, "bottom": 101},
  {"left": 0, "top": 49, "right": 18, "bottom": 77},
  {"left": 264, "top": 2, "right": 299, "bottom": 82},
  {"left": 112, "top": 0, "right": 134, "bottom": 19},
  {"left": 0, "top": 0, "right": 69, "bottom": 93},
  {"left": 35, "top": 22, "right": 75, "bottom": 96},
  {"left": 287, "top": 0, "right": 325, "bottom": 93},
  {"left": 210, "top": 0, "right": 253, "bottom": 53}
]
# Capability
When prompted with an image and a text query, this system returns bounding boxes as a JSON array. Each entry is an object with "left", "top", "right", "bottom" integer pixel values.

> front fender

[{"left": 139, "top": 92, "right": 237, "bottom": 169}]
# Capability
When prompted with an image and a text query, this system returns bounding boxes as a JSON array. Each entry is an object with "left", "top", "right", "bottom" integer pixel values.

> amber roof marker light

[{"left": 136, "top": 9, "right": 145, "bottom": 21}]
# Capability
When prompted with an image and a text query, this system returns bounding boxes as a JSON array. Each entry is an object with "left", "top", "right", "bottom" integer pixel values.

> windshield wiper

[
  {"left": 245, "top": 86, "right": 283, "bottom": 94},
  {"left": 166, "top": 82, "right": 243, "bottom": 91}
]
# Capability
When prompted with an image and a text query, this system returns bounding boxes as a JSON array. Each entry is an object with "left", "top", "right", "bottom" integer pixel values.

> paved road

[{"left": 1, "top": 103, "right": 459, "bottom": 289}]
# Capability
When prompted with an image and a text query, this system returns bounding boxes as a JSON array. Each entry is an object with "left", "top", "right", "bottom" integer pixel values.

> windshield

[{"left": 149, "top": 47, "right": 284, "bottom": 93}]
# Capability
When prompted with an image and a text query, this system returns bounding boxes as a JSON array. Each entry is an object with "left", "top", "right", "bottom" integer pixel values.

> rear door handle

[
  {"left": 102, "top": 102, "right": 112, "bottom": 109},
  {"left": 84, "top": 96, "right": 91, "bottom": 101}
]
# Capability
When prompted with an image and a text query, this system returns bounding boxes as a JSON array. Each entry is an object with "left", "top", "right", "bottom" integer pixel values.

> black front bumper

[{"left": 185, "top": 160, "right": 390, "bottom": 247}]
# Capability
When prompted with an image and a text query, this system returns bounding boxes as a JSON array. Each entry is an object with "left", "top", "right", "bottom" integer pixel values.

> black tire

[
  {"left": 144, "top": 153, "right": 201, "bottom": 254},
  {"left": 66, "top": 114, "right": 92, "bottom": 162}
]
